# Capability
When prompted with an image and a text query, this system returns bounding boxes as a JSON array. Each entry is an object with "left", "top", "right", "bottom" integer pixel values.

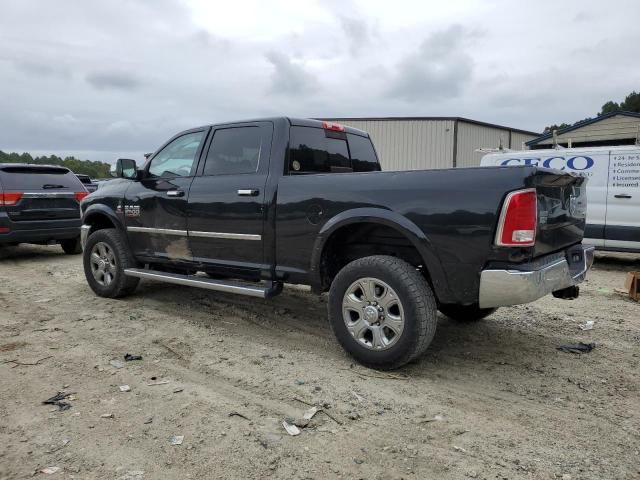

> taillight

[
  {"left": 75, "top": 191, "right": 89, "bottom": 201},
  {"left": 0, "top": 192, "right": 23, "bottom": 206},
  {"left": 495, "top": 188, "right": 537, "bottom": 246},
  {"left": 322, "top": 121, "right": 345, "bottom": 132}
]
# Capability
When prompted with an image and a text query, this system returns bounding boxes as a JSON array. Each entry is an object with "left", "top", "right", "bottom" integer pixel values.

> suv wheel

[
  {"left": 328, "top": 255, "right": 437, "bottom": 370},
  {"left": 83, "top": 228, "right": 139, "bottom": 298},
  {"left": 60, "top": 237, "right": 82, "bottom": 255},
  {"left": 439, "top": 304, "right": 497, "bottom": 322}
]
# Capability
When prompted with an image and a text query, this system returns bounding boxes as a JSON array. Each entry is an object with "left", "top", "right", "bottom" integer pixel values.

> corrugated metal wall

[
  {"left": 456, "top": 122, "right": 510, "bottom": 168},
  {"left": 325, "top": 119, "right": 455, "bottom": 171},
  {"left": 325, "top": 118, "right": 538, "bottom": 170}
]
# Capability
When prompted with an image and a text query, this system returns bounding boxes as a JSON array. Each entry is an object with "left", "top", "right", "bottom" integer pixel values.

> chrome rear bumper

[{"left": 478, "top": 245, "right": 595, "bottom": 308}]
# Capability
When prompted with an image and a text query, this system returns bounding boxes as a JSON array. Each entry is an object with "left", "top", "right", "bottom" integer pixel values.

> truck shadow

[
  {"left": 133, "top": 281, "right": 554, "bottom": 375},
  {"left": 0, "top": 244, "right": 68, "bottom": 261},
  {"left": 593, "top": 251, "right": 640, "bottom": 271}
]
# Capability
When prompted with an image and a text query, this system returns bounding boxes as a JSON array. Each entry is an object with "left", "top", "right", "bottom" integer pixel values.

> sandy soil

[{"left": 0, "top": 245, "right": 639, "bottom": 480}]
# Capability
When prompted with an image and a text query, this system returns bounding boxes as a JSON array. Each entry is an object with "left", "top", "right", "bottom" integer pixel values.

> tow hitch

[{"left": 552, "top": 285, "right": 580, "bottom": 300}]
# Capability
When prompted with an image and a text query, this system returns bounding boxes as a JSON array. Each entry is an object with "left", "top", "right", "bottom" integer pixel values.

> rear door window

[
  {"left": 203, "top": 126, "right": 262, "bottom": 176},
  {"left": 0, "top": 167, "right": 83, "bottom": 190},
  {"left": 288, "top": 126, "right": 379, "bottom": 174}
]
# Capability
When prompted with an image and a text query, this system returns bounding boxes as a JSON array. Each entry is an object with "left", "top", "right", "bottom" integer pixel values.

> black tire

[
  {"left": 439, "top": 304, "right": 497, "bottom": 322},
  {"left": 60, "top": 237, "right": 82, "bottom": 255},
  {"left": 328, "top": 255, "right": 438, "bottom": 370},
  {"left": 83, "top": 228, "right": 139, "bottom": 298}
]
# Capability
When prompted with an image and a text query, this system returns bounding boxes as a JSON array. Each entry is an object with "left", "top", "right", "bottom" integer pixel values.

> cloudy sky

[{"left": 1, "top": 0, "right": 639, "bottom": 163}]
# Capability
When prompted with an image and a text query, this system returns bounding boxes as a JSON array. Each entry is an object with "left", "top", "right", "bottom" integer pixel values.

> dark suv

[{"left": 0, "top": 164, "right": 88, "bottom": 253}]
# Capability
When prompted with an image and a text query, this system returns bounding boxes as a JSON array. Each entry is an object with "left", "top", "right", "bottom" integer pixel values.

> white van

[{"left": 481, "top": 146, "right": 640, "bottom": 253}]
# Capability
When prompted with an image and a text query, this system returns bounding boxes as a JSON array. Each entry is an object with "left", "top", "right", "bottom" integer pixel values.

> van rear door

[{"left": 605, "top": 148, "right": 640, "bottom": 250}]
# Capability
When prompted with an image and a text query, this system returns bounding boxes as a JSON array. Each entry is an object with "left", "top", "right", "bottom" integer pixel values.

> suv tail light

[
  {"left": 495, "top": 188, "right": 537, "bottom": 246},
  {"left": 75, "top": 191, "right": 89, "bottom": 201},
  {"left": 322, "top": 121, "right": 345, "bottom": 132},
  {"left": 0, "top": 192, "right": 23, "bottom": 206}
]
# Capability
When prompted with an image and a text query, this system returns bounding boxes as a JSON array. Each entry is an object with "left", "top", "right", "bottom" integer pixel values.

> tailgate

[
  {"left": 0, "top": 166, "right": 85, "bottom": 221},
  {"left": 532, "top": 170, "right": 587, "bottom": 256}
]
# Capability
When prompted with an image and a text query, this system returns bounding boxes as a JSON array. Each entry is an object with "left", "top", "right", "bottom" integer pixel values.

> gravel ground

[{"left": 0, "top": 245, "right": 639, "bottom": 480}]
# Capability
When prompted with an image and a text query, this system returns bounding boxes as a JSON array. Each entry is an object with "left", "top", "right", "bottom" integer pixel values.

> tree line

[
  {"left": 0, "top": 150, "right": 111, "bottom": 178},
  {"left": 544, "top": 90, "right": 640, "bottom": 133}
]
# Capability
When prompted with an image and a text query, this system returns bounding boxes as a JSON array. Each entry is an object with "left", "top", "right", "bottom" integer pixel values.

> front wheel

[
  {"left": 438, "top": 304, "right": 497, "bottom": 322},
  {"left": 83, "top": 228, "right": 139, "bottom": 298},
  {"left": 328, "top": 255, "right": 438, "bottom": 370}
]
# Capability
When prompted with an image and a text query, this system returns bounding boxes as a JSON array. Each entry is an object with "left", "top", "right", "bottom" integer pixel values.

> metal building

[
  {"left": 527, "top": 111, "right": 640, "bottom": 150},
  {"left": 322, "top": 117, "right": 539, "bottom": 170}
]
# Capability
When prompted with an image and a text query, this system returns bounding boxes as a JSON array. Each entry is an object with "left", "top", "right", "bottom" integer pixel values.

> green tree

[
  {"left": 0, "top": 150, "right": 111, "bottom": 178},
  {"left": 619, "top": 91, "right": 640, "bottom": 112}
]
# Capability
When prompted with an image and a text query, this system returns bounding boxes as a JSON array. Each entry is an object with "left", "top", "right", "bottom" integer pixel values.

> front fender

[
  {"left": 82, "top": 203, "right": 126, "bottom": 233},
  {"left": 309, "top": 208, "right": 451, "bottom": 302}
]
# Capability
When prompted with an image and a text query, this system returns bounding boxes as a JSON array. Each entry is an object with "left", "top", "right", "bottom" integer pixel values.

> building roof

[
  {"left": 320, "top": 116, "right": 541, "bottom": 136},
  {"left": 526, "top": 111, "right": 640, "bottom": 146}
]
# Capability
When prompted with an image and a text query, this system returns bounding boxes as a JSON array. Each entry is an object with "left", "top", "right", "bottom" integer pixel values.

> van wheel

[
  {"left": 328, "top": 255, "right": 437, "bottom": 370},
  {"left": 83, "top": 228, "right": 139, "bottom": 298},
  {"left": 439, "top": 304, "right": 497, "bottom": 322},
  {"left": 60, "top": 237, "right": 82, "bottom": 255}
]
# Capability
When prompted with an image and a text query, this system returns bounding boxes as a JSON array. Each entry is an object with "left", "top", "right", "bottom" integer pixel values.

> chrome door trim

[
  {"left": 189, "top": 231, "right": 261, "bottom": 241},
  {"left": 126, "top": 226, "right": 188, "bottom": 236}
]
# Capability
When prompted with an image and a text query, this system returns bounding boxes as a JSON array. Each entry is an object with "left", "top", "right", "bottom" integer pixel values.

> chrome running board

[{"left": 123, "top": 268, "right": 282, "bottom": 299}]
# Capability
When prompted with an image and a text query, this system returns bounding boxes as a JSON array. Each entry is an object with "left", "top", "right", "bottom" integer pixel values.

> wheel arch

[
  {"left": 83, "top": 204, "right": 125, "bottom": 235},
  {"left": 310, "top": 208, "right": 451, "bottom": 302}
]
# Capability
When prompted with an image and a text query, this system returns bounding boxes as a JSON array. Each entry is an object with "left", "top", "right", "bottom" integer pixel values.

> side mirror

[{"left": 114, "top": 158, "right": 138, "bottom": 179}]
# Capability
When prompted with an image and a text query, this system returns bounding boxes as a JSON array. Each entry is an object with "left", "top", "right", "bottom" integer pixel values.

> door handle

[
  {"left": 166, "top": 190, "right": 185, "bottom": 197},
  {"left": 237, "top": 189, "right": 259, "bottom": 197},
  {"left": 614, "top": 194, "right": 632, "bottom": 199}
]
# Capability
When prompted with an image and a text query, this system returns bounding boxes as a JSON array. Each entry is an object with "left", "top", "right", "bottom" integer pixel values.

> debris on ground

[
  {"left": 100, "top": 413, "right": 114, "bottom": 419},
  {"left": 42, "top": 391, "right": 72, "bottom": 411},
  {"left": 172, "top": 387, "right": 183, "bottom": 393},
  {"left": 453, "top": 445, "right": 467, "bottom": 453},
  {"left": 147, "top": 380, "right": 169, "bottom": 386},
  {"left": 124, "top": 353, "right": 143, "bottom": 361},
  {"left": 578, "top": 320, "right": 595, "bottom": 331},
  {"left": 557, "top": 342, "right": 596, "bottom": 354},
  {"left": 109, "top": 359, "right": 125, "bottom": 369},
  {"left": 623, "top": 271, "right": 640, "bottom": 301},
  {"left": 144, "top": 417, "right": 153, "bottom": 424},
  {"left": 40, "top": 466, "right": 60, "bottom": 474},
  {"left": 229, "top": 411, "right": 250, "bottom": 421},
  {"left": 169, "top": 435, "right": 184, "bottom": 445},
  {"left": 351, "top": 391, "right": 364, "bottom": 402},
  {"left": 282, "top": 419, "right": 301, "bottom": 436},
  {"left": 119, "top": 385, "right": 131, "bottom": 392},
  {"left": 420, "top": 414, "right": 444, "bottom": 423},
  {"left": 294, "top": 406, "right": 321, "bottom": 428}
]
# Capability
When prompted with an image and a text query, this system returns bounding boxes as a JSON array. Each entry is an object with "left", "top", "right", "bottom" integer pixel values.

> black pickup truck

[{"left": 80, "top": 117, "right": 594, "bottom": 369}]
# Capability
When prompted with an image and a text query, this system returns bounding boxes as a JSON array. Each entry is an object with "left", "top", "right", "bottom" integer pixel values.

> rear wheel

[
  {"left": 83, "top": 228, "right": 139, "bottom": 298},
  {"left": 328, "top": 255, "right": 437, "bottom": 370},
  {"left": 439, "top": 304, "right": 497, "bottom": 322},
  {"left": 60, "top": 237, "right": 82, "bottom": 255}
]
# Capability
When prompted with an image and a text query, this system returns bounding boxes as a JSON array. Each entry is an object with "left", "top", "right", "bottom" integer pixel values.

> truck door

[
  {"left": 604, "top": 148, "right": 640, "bottom": 250},
  {"left": 125, "top": 129, "right": 207, "bottom": 261},
  {"left": 186, "top": 122, "right": 272, "bottom": 273}
]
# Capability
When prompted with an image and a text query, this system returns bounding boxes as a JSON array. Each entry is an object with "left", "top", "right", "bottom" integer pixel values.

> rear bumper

[
  {"left": 0, "top": 212, "right": 81, "bottom": 244},
  {"left": 478, "top": 244, "right": 595, "bottom": 308}
]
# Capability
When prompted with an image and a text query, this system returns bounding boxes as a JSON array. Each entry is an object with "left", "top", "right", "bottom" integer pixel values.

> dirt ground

[{"left": 0, "top": 245, "right": 638, "bottom": 480}]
